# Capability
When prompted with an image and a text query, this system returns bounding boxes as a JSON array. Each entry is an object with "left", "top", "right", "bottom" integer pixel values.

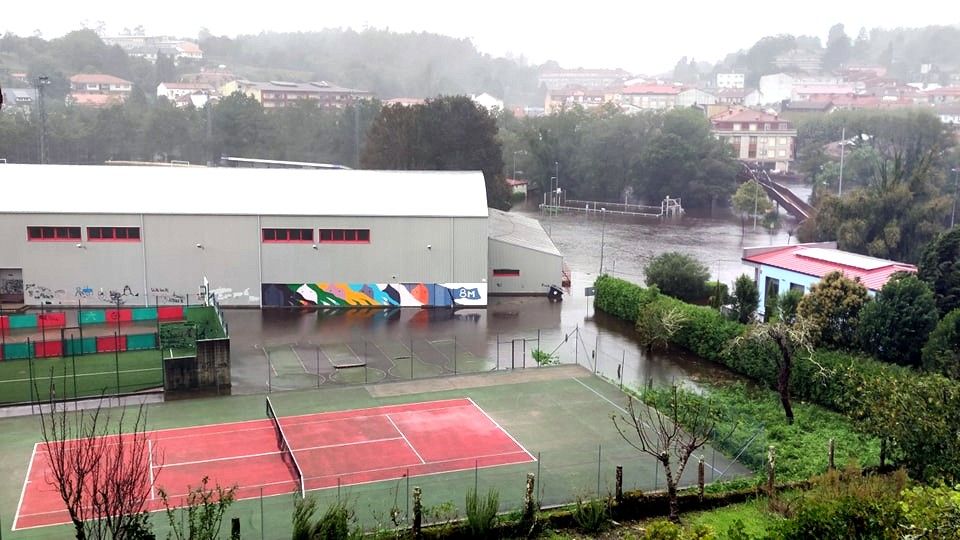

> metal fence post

[
  {"left": 115, "top": 331, "right": 121, "bottom": 400},
  {"left": 496, "top": 334, "right": 500, "bottom": 370},
  {"left": 453, "top": 336, "right": 457, "bottom": 375},
  {"left": 620, "top": 350, "right": 625, "bottom": 389},
  {"left": 597, "top": 444, "right": 602, "bottom": 496},
  {"left": 574, "top": 326, "right": 579, "bottom": 366},
  {"left": 28, "top": 338, "right": 35, "bottom": 412},
  {"left": 410, "top": 337, "right": 414, "bottom": 380},
  {"left": 316, "top": 345, "right": 321, "bottom": 389}
]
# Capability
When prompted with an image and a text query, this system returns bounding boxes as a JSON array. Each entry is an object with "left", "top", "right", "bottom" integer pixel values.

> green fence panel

[
  {"left": 79, "top": 310, "right": 106, "bottom": 325},
  {"left": 64, "top": 337, "right": 97, "bottom": 356},
  {"left": 126, "top": 333, "right": 157, "bottom": 351},
  {"left": 7, "top": 314, "right": 37, "bottom": 329},
  {"left": 3, "top": 342, "right": 33, "bottom": 360},
  {"left": 132, "top": 308, "right": 158, "bottom": 322}
]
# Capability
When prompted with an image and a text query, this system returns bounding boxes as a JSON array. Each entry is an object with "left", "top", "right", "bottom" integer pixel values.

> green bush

[
  {"left": 464, "top": 488, "right": 499, "bottom": 539},
  {"left": 593, "top": 275, "right": 960, "bottom": 483},
  {"left": 729, "top": 275, "right": 758, "bottom": 324},
  {"left": 572, "top": 496, "right": 608, "bottom": 533},
  {"left": 857, "top": 272, "right": 938, "bottom": 367},
  {"left": 644, "top": 252, "right": 711, "bottom": 303},
  {"left": 899, "top": 483, "right": 960, "bottom": 539},
  {"left": 797, "top": 271, "right": 870, "bottom": 350},
  {"left": 922, "top": 308, "right": 960, "bottom": 379}
]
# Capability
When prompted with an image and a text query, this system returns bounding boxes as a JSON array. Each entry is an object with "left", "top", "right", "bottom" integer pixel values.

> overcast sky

[{"left": 3, "top": 0, "right": 957, "bottom": 74}]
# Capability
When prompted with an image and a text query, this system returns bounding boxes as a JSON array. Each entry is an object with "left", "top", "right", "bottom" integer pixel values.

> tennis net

[{"left": 266, "top": 396, "right": 306, "bottom": 497}]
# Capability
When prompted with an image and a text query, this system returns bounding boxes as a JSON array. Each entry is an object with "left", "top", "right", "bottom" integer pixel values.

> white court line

[
  {"left": 12, "top": 442, "right": 39, "bottom": 531},
  {"left": 148, "top": 438, "right": 155, "bottom": 500},
  {"left": 290, "top": 346, "right": 309, "bottom": 373},
  {"left": 464, "top": 397, "right": 538, "bottom": 462},
  {"left": 303, "top": 448, "right": 533, "bottom": 484},
  {"left": 0, "top": 367, "right": 160, "bottom": 384},
  {"left": 164, "top": 436, "right": 404, "bottom": 469},
  {"left": 570, "top": 377, "right": 723, "bottom": 475},
  {"left": 384, "top": 414, "right": 426, "bottom": 464}
]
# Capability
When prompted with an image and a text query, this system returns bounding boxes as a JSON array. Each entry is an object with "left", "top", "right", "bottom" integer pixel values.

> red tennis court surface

[{"left": 14, "top": 398, "right": 534, "bottom": 531}]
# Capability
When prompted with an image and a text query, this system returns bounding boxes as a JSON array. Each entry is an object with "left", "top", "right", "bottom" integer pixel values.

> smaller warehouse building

[
  {"left": 488, "top": 209, "right": 563, "bottom": 295},
  {"left": 743, "top": 242, "right": 916, "bottom": 318}
]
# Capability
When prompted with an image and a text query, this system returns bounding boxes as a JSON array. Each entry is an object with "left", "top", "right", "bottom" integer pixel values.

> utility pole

[{"left": 35, "top": 76, "right": 50, "bottom": 164}]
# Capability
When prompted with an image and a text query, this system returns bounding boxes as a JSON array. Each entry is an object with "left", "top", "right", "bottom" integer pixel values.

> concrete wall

[
  {"left": 0, "top": 213, "right": 487, "bottom": 308},
  {"left": 488, "top": 239, "right": 562, "bottom": 295}
]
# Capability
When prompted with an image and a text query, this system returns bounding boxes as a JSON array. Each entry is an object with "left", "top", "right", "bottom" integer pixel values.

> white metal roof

[
  {"left": 488, "top": 209, "right": 562, "bottom": 256},
  {"left": 0, "top": 164, "right": 489, "bottom": 218}
]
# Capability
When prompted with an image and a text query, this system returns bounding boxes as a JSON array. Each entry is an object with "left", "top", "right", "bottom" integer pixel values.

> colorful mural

[{"left": 261, "top": 283, "right": 486, "bottom": 308}]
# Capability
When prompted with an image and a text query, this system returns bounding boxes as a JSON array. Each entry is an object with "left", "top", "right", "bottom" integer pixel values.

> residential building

[
  {"left": 174, "top": 93, "right": 216, "bottom": 109},
  {"left": 180, "top": 68, "right": 236, "bottom": 88},
  {"left": 11, "top": 72, "right": 29, "bottom": 84},
  {"left": 710, "top": 108, "right": 797, "bottom": 172},
  {"left": 781, "top": 101, "right": 836, "bottom": 115},
  {"left": 0, "top": 87, "right": 38, "bottom": 112},
  {"left": 538, "top": 68, "right": 630, "bottom": 91},
  {"left": 470, "top": 93, "right": 503, "bottom": 113},
  {"left": 791, "top": 83, "right": 859, "bottom": 102},
  {"left": 618, "top": 84, "right": 683, "bottom": 111},
  {"left": 716, "top": 73, "right": 745, "bottom": 89},
  {"left": 544, "top": 85, "right": 609, "bottom": 114},
  {"left": 757, "top": 73, "right": 795, "bottom": 104},
  {"left": 743, "top": 242, "right": 916, "bottom": 318},
  {"left": 157, "top": 82, "right": 216, "bottom": 102},
  {"left": 68, "top": 74, "right": 133, "bottom": 107},
  {"left": 934, "top": 104, "right": 960, "bottom": 126},
  {"left": 102, "top": 35, "right": 203, "bottom": 63},
  {"left": 715, "top": 88, "right": 752, "bottom": 106},
  {"left": 772, "top": 49, "right": 824, "bottom": 73},
  {"left": 678, "top": 88, "right": 717, "bottom": 107},
  {"left": 383, "top": 98, "right": 425, "bottom": 107},
  {"left": 505, "top": 178, "right": 528, "bottom": 197},
  {"left": 220, "top": 80, "right": 373, "bottom": 109},
  {"left": 920, "top": 86, "right": 960, "bottom": 104}
]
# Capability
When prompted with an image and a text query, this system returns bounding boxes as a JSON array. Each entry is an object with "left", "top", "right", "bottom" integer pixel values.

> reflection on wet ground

[{"left": 228, "top": 208, "right": 786, "bottom": 395}]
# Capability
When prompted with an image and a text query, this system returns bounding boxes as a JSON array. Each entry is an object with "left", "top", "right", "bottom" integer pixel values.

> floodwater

[{"left": 226, "top": 201, "right": 800, "bottom": 395}]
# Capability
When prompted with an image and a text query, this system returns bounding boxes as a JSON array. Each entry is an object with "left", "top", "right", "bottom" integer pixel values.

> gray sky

[{"left": 3, "top": 0, "right": 956, "bottom": 74}]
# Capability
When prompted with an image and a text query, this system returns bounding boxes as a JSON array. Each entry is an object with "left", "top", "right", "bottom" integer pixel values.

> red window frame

[
  {"left": 262, "top": 228, "right": 314, "bottom": 243},
  {"left": 87, "top": 226, "right": 141, "bottom": 242},
  {"left": 493, "top": 269, "right": 521, "bottom": 277},
  {"left": 27, "top": 226, "right": 81, "bottom": 242},
  {"left": 318, "top": 228, "right": 370, "bottom": 244}
]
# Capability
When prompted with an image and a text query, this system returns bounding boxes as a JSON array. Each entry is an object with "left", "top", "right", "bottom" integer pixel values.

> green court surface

[
  {"left": 0, "top": 350, "right": 163, "bottom": 405},
  {"left": 0, "top": 365, "right": 750, "bottom": 539}
]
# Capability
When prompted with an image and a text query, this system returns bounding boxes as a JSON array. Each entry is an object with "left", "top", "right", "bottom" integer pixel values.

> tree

[
  {"left": 731, "top": 181, "right": 772, "bottom": 220},
  {"left": 38, "top": 391, "right": 158, "bottom": 539},
  {"left": 640, "top": 108, "right": 739, "bottom": 209},
  {"left": 613, "top": 386, "right": 725, "bottom": 522},
  {"left": 857, "top": 272, "right": 939, "bottom": 366},
  {"left": 730, "top": 274, "right": 759, "bottom": 324},
  {"left": 644, "top": 252, "right": 710, "bottom": 303},
  {"left": 362, "top": 96, "right": 510, "bottom": 209},
  {"left": 922, "top": 308, "right": 960, "bottom": 379},
  {"left": 159, "top": 476, "right": 237, "bottom": 540},
  {"left": 797, "top": 271, "right": 870, "bottom": 349},
  {"left": 823, "top": 23, "right": 852, "bottom": 70},
  {"left": 918, "top": 226, "right": 960, "bottom": 317},
  {"left": 734, "top": 318, "right": 816, "bottom": 424},
  {"left": 777, "top": 289, "right": 804, "bottom": 325}
]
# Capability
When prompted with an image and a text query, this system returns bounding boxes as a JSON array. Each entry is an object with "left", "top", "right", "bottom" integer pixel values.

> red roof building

[{"left": 742, "top": 242, "right": 916, "bottom": 318}]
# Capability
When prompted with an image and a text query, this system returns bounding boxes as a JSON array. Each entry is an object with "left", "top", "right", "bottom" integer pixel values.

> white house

[
  {"left": 678, "top": 88, "right": 718, "bottom": 107},
  {"left": 470, "top": 93, "right": 503, "bottom": 113},
  {"left": 742, "top": 242, "right": 917, "bottom": 319},
  {"left": 157, "top": 82, "right": 215, "bottom": 101},
  {"left": 716, "top": 73, "right": 745, "bottom": 89}
]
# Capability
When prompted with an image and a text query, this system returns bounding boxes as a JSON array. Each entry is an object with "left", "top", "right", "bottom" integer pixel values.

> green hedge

[{"left": 594, "top": 275, "right": 960, "bottom": 482}]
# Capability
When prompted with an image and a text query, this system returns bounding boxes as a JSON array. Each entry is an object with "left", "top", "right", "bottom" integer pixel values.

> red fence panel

[
  {"left": 157, "top": 306, "right": 184, "bottom": 321},
  {"left": 38, "top": 312, "right": 67, "bottom": 329},
  {"left": 0, "top": 315, "right": 8, "bottom": 330},
  {"left": 105, "top": 309, "right": 133, "bottom": 323},
  {"left": 35, "top": 340, "right": 64, "bottom": 358},
  {"left": 96, "top": 335, "right": 127, "bottom": 353}
]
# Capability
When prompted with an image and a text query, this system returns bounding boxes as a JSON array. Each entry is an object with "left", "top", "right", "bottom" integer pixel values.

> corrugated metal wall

[{"left": 488, "top": 239, "right": 562, "bottom": 295}]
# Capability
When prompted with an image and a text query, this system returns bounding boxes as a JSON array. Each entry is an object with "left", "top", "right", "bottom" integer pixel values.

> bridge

[{"left": 741, "top": 165, "right": 814, "bottom": 222}]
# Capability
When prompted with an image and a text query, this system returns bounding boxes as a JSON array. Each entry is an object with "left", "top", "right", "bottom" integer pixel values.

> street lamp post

[
  {"left": 838, "top": 127, "right": 846, "bottom": 196},
  {"left": 599, "top": 208, "right": 607, "bottom": 274}
]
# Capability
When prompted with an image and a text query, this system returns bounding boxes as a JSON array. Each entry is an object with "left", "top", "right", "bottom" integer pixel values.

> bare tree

[
  {"left": 38, "top": 391, "right": 160, "bottom": 539},
  {"left": 734, "top": 319, "right": 816, "bottom": 425},
  {"left": 612, "top": 386, "right": 724, "bottom": 523}
]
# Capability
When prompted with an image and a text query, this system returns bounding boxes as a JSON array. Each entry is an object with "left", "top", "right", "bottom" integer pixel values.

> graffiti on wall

[
  {"left": 75, "top": 286, "right": 94, "bottom": 298},
  {"left": 1, "top": 278, "right": 23, "bottom": 295},
  {"left": 261, "top": 282, "right": 487, "bottom": 308},
  {"left": 150, "top": 287, "right": 185, "bottom": 304},
  {"left": 98, "top": 285, "right": 139, "bottom": 305},
  {"left": 24, "top": 283, "right": 67, "bottom": 303},
  {"left": 209, "top": 287, "right": 259, "bottom": 304}
]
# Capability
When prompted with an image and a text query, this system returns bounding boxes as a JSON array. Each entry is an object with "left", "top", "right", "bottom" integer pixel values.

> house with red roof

[
  {"left": 69, "top": 74, "right": 132, "bottom": 107},
  {"left": 618, "top": 84, "right": 684, "bottom": 111},
  {"left": 710, "top": 107, "right": 797, "bottom": 172},
  {"left": 742, "top": 242, "right": 917, "bottom": 319}
]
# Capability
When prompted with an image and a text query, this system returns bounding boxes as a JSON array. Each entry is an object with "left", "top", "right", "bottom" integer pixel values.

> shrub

[
  {"left": 464, "top": 488, "right": 499, "bottom": 539},
  {"left": 797, "top": 271, "right": 870, "bottom": 349},
  {"left": 572, "top": 496, "right": 608, "bottom": 534},
  {"left": 292, "top": 497, "right": 362, "bottom": 540},
  {"left": 777, "top": 289, "right": 803, "bottom": 325},
  {"left": 730, "top": 275, "right": 759, "bottom": 324},
  {"left": 922, "top": 308, "right": 960, "bottom": 379},
  {"left": 532, "top": 349, "right": 559, "bottom": 366},
  {"left": 594, "top": 275, "right": 659, "bottom": 321},
  {"left": 857, "top": 272, "right": 938, "bottom": 367},
  {"left": 644, "top": 252, "right": 711, "bottom": 303},
  {"left": 900, "top": 484, "right": 960, "bottom": 539},
  {"left": 707, "top": 281, "right": 730, "bottom": 310},
  {"left": 917, "top": 225, "right": 960, "bottom": 317}
]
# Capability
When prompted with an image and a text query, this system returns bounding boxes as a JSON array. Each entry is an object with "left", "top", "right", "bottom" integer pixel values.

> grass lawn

[{"left": 0, "top": 349, "right": 163, "bottom": 404}]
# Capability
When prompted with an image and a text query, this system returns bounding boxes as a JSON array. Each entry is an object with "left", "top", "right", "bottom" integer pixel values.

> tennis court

[{"left": 13, "top": 398, "right": 534, "bottom": 531}]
